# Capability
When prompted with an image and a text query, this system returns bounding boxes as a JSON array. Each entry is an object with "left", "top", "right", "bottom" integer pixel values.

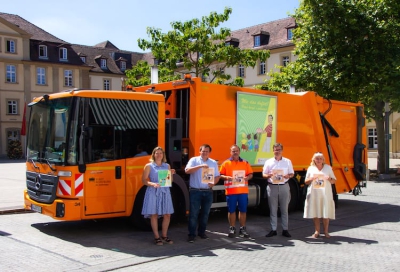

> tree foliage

[
  {"left": 137, "top": 7, "right": 269, "bottom": 84},
  {"left": 265, "top": 0, "right": 400, "bottom": 173},
  {"left": 125, "top": 60, "right": 180, "bottom": 87}
]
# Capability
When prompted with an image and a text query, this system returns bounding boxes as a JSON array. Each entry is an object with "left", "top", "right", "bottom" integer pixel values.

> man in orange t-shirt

[{"left": 219, "top": 144, "right": 253, "bottom": 238}]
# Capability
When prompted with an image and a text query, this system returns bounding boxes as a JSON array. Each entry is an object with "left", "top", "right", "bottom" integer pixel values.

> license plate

[{"left": 31, "top": 204, "right": 42, "bottom": 213}]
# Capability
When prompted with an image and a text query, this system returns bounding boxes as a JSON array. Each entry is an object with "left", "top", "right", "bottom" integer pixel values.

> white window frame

[
  {"left": 254, "top": 36, "right": 261, "bottom": 47},
  {"left": 103, "top": 79, "right": 110, "bottom": 90},
  {"left": 7, "top": 100, "right": 18, "bottom": 115},
  {"left": 368, "top": 128, "right": 378, "bottom": 149},
  {"left": 238, "top": 64, "right": 245, "bottom": 78},
  {"left": 6, "top": 39, "right": 16, "bottom": 53},
  {"left": 101, "top": 59, "right": 107, "bottom": 69},
  {"left": 64, "top": 70, "right": 73, "bottom": 87},
  {"left": 39, "top": 45, "right": 48, "bottom": 58},
  {"left": 120, "top": 61, "right": 126, "bottom": 70},
  {"left": 80, "top": 56, "right": 86, "bottom": 63},
  {"left": 6, "top": 64, "right": 16, "bottom": 83},
  {"left": 282, "top": 56, "right": 290, "bottom": 67},
  {"left": 6, "top": 128, "right": 21, "bottom": 143},
  {"left": 259, "top": 61, "right": 266, "bottom": 75},
  {"left": 37, "top": 67, "right": 46, "bottom": 85},
  {"left": 59, "top": 47, "right": 68, "bottom": 60}
]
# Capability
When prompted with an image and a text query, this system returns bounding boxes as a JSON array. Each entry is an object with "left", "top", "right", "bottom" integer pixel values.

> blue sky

[{"left": 2, "top": 0, "right": 300, "bottom": 52}]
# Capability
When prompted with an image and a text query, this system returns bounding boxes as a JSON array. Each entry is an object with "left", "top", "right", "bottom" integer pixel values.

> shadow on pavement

[{"left": 29, "top": 196, "right": 399, "bottom": 259}]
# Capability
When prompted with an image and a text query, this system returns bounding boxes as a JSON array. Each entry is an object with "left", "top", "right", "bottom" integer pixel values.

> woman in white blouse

[{"left": 303, "top": 152, "right": 337, "bottom": 238}]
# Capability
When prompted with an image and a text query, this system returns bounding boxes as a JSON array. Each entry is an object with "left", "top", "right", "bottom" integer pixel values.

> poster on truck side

[{"left": 236, "top": 92, "right": 277, "bottom": 166}]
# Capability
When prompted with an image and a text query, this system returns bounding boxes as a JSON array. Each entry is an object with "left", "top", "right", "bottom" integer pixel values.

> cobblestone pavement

[{"left": 1, "top": 178, "right": 399, "bottom": 272}]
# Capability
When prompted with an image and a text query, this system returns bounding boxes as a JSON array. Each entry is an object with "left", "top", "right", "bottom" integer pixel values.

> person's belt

[
  {"left": 269, "top": 182, "right": 287, "bottom": 185},
  {"left": 190, "top": 187, "right": 212, "bottom": 191}
]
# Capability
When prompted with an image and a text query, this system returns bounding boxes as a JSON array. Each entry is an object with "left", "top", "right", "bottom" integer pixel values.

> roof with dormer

[{"left": 0, "top": 12, "right": 67, "bottom": 43}]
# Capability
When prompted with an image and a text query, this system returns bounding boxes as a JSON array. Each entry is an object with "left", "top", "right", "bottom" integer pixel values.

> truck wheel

[
  {"left": 257, "top": 182, "right": 270, "bottom": 216},
  {"left": 288, "top": 178, "right": 300, "bottom": 212},
  {"left": 332, "top": 184, "right": 338, "bottom": 208},
  {"left": 128, "top": 187, "right": 157, "bottom": 231},
  {"left": 170, "top": 174, "right": 189, "bottom": 224}
]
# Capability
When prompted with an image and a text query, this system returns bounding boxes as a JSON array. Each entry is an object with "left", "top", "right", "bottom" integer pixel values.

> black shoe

[
  {"left": 199, "top": 234, "right": 209, "bottom": 239},
  {"left": 239, "top": 226, "right": 250, "bottom": 238},
  {"left": 228, "top": 226, "right": 236, "bottom": 238},
  {"left": 282, "top": 230, "right": 292, "bottom": 237},
  {"left": 188, "top": 235, "right": 195, "bottom": 243},
  {"left": 265, "top": 230, "right": 277, "bottom": 237}
]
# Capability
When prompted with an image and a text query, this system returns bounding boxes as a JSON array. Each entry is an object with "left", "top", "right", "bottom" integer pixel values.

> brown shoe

[{"left": 162, "top": 236, "right": 174, "bottom": 244}]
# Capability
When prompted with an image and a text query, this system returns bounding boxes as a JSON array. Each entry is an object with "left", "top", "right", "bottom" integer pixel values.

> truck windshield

[{"left": 26, "top": 97, "right": 77, "bottom": 165}]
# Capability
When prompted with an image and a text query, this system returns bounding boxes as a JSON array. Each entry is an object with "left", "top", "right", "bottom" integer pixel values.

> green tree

[
  {"left": 265, "top": 0, "right": 400, "bottom": 173},
  {"left": 137, "top": 7, "right": 269, "bottom": 84},
  {"left": 125, "top": 60, "right": 180, "bottom": 87}
]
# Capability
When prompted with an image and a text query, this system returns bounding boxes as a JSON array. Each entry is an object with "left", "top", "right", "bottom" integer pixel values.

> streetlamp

[{"left": 384, "top": 102, "right": 390, "bottom": 174}]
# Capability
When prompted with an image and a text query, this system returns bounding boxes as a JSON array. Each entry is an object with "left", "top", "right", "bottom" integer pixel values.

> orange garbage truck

[{"left": 24, "top": 75, "right": 367, "bottom": 228}]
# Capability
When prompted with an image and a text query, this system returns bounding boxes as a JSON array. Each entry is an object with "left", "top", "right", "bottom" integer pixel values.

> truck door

[
  {"left": 83, "top": 125, "right": 126, "bottom": 215},
  {"left": 84, "top": 159, "right": 126, "bottom": 215}
]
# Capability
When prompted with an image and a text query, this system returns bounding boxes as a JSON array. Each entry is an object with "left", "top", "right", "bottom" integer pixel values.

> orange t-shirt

[{"left": 219, "top": 158, "right": 253, "bottom": 195}]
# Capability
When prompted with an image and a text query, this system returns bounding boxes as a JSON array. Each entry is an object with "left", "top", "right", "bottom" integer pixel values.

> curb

[{"left": 0, "top": 207, "right": 32, "bottom": 215}]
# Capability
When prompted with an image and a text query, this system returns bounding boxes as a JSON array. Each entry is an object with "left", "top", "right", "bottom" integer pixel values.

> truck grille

[{"left": 26, "top": 171, "right": 58, "bottom": 204}]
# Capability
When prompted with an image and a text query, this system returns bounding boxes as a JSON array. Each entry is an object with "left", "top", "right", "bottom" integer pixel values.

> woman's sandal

[
  {"left": 162, "top": 236, "right": 174, "bottom": 244},
  {"left": 324, "top": 233, "right": 331, "bottom": 238},
  {"left": 154, "top": 237, "right": 163, "bottom": 246},
  {"left": 311, "top": 231, "right": 319, "bottom": 238}
]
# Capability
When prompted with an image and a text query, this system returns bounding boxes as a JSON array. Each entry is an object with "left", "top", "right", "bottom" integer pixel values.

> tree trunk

[{"left": 373, "top": 101, "right": 386, "bottom": 173}]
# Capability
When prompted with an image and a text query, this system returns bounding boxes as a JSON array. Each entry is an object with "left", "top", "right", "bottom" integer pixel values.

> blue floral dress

[{"left": 141, "top": 162, "right": 174, "bottom": 218}]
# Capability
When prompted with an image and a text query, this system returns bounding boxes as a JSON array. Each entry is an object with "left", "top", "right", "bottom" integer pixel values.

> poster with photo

[
  {"left": 201, "top": 168, "right": 215, "bottom": 184},
  {"left": 271, "top": 169, "right": 285, "bottom": 184},
  {"left": 158, "top": 170, "right": 172, "bottom": 187},
  {"left": 232, "top": 170, "right": 246, "bottom": 187},
  {"left": 313, "top": 173, "right": 326, "bottom": 189}
]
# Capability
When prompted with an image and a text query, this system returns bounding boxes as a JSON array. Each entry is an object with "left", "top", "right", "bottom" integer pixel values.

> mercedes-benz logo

[{"left": 34, "top": 174, "right": 42, "bottom": 190}]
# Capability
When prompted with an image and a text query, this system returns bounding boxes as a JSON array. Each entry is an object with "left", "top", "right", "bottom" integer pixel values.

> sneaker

[
  {"left": 282, "top": 230, "right": 292, "bottom": 237},
  {"left": 228, "top": 226, "right": 236, "bottom": 238},
  {"left": 198, "top": 234, "right": 209, "bottom": 239},
  {"left": 188, "top": 235, "right": 195, "bottom": 243},
  {"left": 265, "top": 230, "right": 277, "bottom": 237},
  {"left": 239, "top": 226, "right": 250, "bottom": 238}
]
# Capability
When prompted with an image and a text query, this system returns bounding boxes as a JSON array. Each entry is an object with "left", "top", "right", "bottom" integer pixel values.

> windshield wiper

[
  {"left": 30, "top": 159, "right": 40, "bottom": 169},
  {"left": 43, "top": 158, "right": 56, "bottom": 171}
]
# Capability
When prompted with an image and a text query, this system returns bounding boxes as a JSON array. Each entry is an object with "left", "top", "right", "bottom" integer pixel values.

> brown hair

[
  {"left": 199, "top": 144, "right": 212, "bottom": 152},
  {"left": 150, "top": 146, "right": 167, "bottom": 163},
  {"left": 273, "top": 143, "right": 283, "bottom": 151}
]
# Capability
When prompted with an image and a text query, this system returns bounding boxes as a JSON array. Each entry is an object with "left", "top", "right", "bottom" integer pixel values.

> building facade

[{"left": 0, "top": 13, "right": 398, "bottom": 158}]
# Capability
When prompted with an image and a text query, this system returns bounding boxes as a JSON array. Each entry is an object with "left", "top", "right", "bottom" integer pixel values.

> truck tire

[
  {"left": 169, "top": 174, "right": 189, "bottom": 224},
  {"left": 288, "top": 178, "right": 300, "bottom": 212},
  {"left": 128, "top": 175, "right": 189, "bottom": 230},
  {"left": 128, "top": 187, "right": 154, "bottom": 231}
]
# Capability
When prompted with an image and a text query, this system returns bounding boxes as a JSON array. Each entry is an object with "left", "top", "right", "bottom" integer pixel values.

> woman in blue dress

[{"left": 141, "top": 146, "right": 175, "bottom": 245}]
